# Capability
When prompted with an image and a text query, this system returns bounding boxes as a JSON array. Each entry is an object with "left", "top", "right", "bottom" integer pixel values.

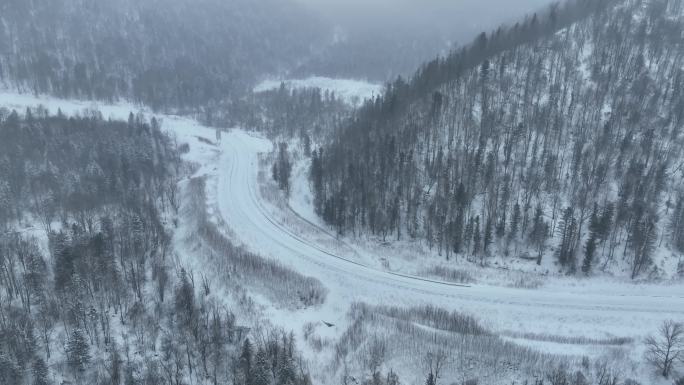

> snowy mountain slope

[
  {"left": 209, "top": 126, "right": 684, "bottom": 383},
  {"left": 213, "top": 128, "right": 684, "bottom": 331},
  {"left": 3, "top": 88, "right": 683, "bottom": 383},
  {"left": 313, "top": 0, "right": 684, "bottom": 283},
  {"left": 0, "top": 90, "right": 327, "bottom": 385}
]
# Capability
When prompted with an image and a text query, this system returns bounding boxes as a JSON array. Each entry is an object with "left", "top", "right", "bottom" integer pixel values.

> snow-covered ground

[
  {"left": 3, "top": 90, "right": 684, "bottom": 384},
  {"left": 253, "top": 76, "right": 383, "bottom": 106},
  {"left": 215, "top": 130, "right": 684, "bottom": 334},
  {"left": 214, "top": 130, "right": 684, "bottom": 380}
]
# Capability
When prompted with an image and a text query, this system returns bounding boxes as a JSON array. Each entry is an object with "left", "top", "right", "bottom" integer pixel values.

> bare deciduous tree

[
  {"left": 423, "top": 350, "right": 447, "bottom": 385},
  {"left": 363, "top": 336, "right": 386, "bottom": 377},
  {"left": 645, "top": 320, "right": 683, "bottom": 378}
]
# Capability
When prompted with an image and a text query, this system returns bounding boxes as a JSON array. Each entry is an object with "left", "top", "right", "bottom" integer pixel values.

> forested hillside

[
  {"left": 0, "top": 110, "right": 314, "bottom": 385},
  {"left": 0, "top": 0, "right": 324, "bottom": 111},
  {"left": 232, "top": 85, "right": 352, "bottom": 139},
  {"left": 313, "top": 0, "right": 684, "bottom": 279}
]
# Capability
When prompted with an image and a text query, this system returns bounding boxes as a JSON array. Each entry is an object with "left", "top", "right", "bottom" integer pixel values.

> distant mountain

[
  {"left": 313, "top": 0, "right": 684, "bottom": 279},
  {"left": 0, "top": 0, "right": 325, "bottom": 111}
]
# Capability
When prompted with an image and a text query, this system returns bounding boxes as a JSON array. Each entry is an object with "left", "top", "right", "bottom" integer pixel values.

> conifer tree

[
  {"left": 66, "top": 328, "right": 91, "bottom": 374},
  {"left": 253, "top": 349, "right": 271, "bottom": 385},
  {"left": 472, "top": 216, "right": 482, "bottom": 257},
  {"left": 508, "top": 203, "right": 521, "bottom": 245},
  {"left": 496, "top": 209, "right": 506, "bottom": 239},
  {"left": 240, "top": 338, "right": 254, "bottom": 385},
  {"left": 529, "top": 205, "right": 548, "bottom": 264},
  {"left": 32, "top": 357, "right": 49, "bottom": 385},
  {"left": 483, "top": 216, "right": 493, "bottom": 254},
  {"left": 108, "top": 346, "right": 122, "bottom": 385},
  {"left": 582, "top": 236, "right": 596, "bottom": 275},
  {"left": 557, "top": 208, "right": 577, "bottom": 269},
  {"left": 425, "top": 372, "right": 436, "bottom": 385}
]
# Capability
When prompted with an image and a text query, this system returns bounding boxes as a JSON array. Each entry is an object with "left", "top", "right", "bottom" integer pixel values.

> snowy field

[
  {"left": 253, "top": 76, "right": 383, "bottom": 106},
  {"left": 3, "top": 90, "right": 684, "bottom": 384}
]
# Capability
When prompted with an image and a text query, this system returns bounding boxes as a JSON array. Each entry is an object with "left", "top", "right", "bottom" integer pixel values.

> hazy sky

[{"left": 297, "top": 0, "right": 556, "bottom": 44}]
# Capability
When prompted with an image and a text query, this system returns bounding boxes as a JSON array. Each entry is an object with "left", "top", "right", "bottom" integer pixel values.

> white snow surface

[
  {"left": 3, "top": 90, "right": 684, "bottom": 384},
  {"left": 219, "top": 131, "right": 684, "bottom": 333},
  {"left": 253, "top": 76, "right": 382, "bottom": 105},
  {"left": 215, "top": 130, "right": 684, "bottom": 383}
]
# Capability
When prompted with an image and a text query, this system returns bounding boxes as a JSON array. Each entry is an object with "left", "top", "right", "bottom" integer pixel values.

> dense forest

[
  {"left": 0, "top": 0, "right": 325, "bottom": 112},
  {"left": 228, "top": 85, "right": 352, "bottom": 139},
  {"left": 0, "top": 111, "right": 314, "bottom": 385},
  {"left": 312, "top": 0, "right": 684, "bottom": 278}
]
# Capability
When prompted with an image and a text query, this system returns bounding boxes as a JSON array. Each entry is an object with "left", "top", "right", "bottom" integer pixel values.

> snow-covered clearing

[
  {"left": 3, "top": 90, "right": 684, "bottom": 383},
  {"left": 253, "top": 76, "right": 382, "bottom": 106}
]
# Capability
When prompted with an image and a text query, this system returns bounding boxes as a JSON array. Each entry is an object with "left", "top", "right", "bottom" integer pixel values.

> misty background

[
  {"left": 0, "top": 0, "right": 561, "bottom": 112},
  {"left": 293, "top": 0, "right": 557, "bottom": 80}
]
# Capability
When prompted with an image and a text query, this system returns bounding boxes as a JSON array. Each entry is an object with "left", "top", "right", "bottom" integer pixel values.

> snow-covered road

[
  {"left": 214, "top": 130, "right": 684, "bottom": 340},
  {"left": 1, "top": 87, "right": 681, "bottom": 345}
]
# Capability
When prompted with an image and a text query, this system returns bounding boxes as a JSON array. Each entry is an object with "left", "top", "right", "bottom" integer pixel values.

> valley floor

[
  {"left": 3, "top": 90, "right": 684, "bottom": 384},
  {"left": 210, "top": 130, "right": 684, "bottom": 383}
]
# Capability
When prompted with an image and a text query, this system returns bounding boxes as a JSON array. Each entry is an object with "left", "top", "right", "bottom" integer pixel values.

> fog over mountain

[
  {"left": 294, "top": 0, "right": 557, "bottom": 79},
  {"left": 299, "top": 0, "right": 554, "bottom": 30}
]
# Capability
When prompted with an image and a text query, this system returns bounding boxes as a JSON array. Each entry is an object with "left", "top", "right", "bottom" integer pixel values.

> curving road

[{"left": 215, "top": 130, "right": 684, "bottom": 339}]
